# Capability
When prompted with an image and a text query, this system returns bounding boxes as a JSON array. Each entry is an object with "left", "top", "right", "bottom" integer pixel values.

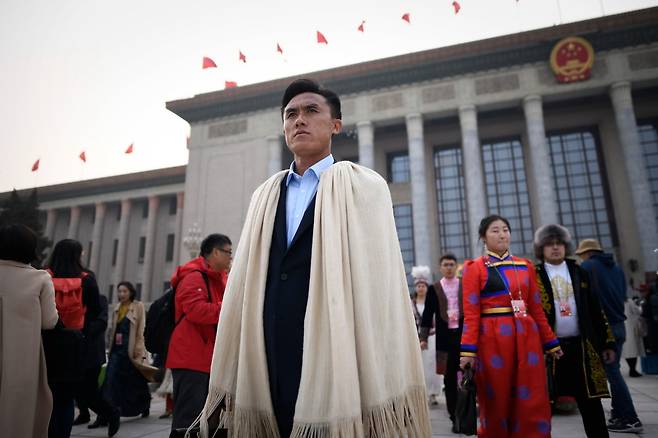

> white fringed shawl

[{"left": 198, "top": 161, "right": 430, "bottom": 437}]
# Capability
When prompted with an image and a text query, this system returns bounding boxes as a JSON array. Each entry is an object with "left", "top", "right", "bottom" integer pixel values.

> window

[
  {"left": 108, "top": 284, "right": 114, "bottom": 303},
  {"left": 165, "top": 234, "right": 175, "bottom": 262},
  {"left": 112, "top": 239, "right": 118, "bottom": 266},
  {"left": 116, "top": 204, "right": 122, "bottom": 221},
  {"left": 434, "top": 146, "right": 470, "bottom": 260},
  {"left": 639, "top": 122, "right": 658, "bottom": 228},
  {"left": 168, "top": 197, "right": 177, "bottom": 215},
  {"left": 387, "top": 153, "right": 410, "bottom": 183},
  {"left": 138, "top": 237, "right": 146, "bottom": 263},
  {"left": 136, "top": 283, "right": 142, "bottom": 300},
  {"left": 393, "top": 204, "right": 415, "bottom": 290},
  {"left": 482, "top": 139, "right": 534, "bottom": 256},
  {"left": 142, "top": 201, "right": 149, "bottom": 218},
  {"left": 547, "top": 130, "right": 614, "bottom": 250}
]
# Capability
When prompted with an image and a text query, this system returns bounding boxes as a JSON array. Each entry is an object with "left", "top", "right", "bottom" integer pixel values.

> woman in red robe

[{"left": 459, "top": 215, "right": 563, "bottom": 437}]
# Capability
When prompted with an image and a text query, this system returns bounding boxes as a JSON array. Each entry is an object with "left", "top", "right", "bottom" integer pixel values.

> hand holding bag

[{"left": 454, "top": 364, "right": 477, "bottom": 435}]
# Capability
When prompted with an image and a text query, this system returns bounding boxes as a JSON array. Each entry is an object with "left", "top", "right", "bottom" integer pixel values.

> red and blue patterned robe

[{"left": 460, "top": 251, "right": 560, "bottom": 437}]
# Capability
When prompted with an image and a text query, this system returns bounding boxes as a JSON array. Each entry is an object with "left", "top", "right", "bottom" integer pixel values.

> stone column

[
  {"left": 357, "top": 121, "right": 375, "bottom": 169},
  {"left": 114, "top": 199, "right": 131, "bottom": 290},
  {"left": 267, "top": 135, "right": 283, "bottom": 176},
  {"left": 406, "top": 113, "right": 432, "bottom": 267},
  {"left": 67, "top": 206, "right": 81, "bottom": 239},
  {"left": 173, "top": 192, "right": 184, "bottom": 266},
  {"left": 45, "top": 209, "right": 57, "bottom": 242},
  {"left": 459, "top": 105, "right": 487, "bottom": 257},
  {"left": 88, "top": 202, "right": 106, "bottom": 272},
  {"left": 141, "top": 196, "right": 160, "bottom": 302},
  {"left": 610, "top": 81, "right": 658, "bottom": 271},
  {"left": 523, "top": 95, "right": 559, "bottom": 226}
]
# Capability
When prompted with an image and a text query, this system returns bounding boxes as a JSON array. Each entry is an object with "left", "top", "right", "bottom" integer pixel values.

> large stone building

[{"left": 6, "top": 7, "right": 658, "bottom": 301}]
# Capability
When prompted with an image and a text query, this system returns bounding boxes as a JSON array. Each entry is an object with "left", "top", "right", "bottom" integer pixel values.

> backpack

[
  {"left": 48, "top": 270, "right": 88, "bottom": 330},
  {"left": 145, "top": 270, "right": 210, "bottom": 356}
]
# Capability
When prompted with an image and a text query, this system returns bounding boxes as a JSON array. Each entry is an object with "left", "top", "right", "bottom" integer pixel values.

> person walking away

[
  {"left": 623, "top": 296, "right": 646, "bottom": 377},
  {"left": 577, "top": 238, "right": 643, "bottom": 433},
  {"left": 166, "top": 234, "right": 231, "bottom": 436},
  {"left": 0, "top": 224, "right": 59, "bottom": 438},
  {"left": 534, "top": 224, "right": 616, "bottom": 437}
]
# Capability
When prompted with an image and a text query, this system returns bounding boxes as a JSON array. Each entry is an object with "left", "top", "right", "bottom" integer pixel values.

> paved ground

[{"left": 71, "top": 362, "right": 658, "bottom": 437}]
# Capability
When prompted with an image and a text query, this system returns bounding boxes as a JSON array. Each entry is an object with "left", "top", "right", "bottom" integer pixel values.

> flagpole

[
  {"left": 555, "top": 0, "right": 563, "bottom": 24},
  {"left": 599, "top": 0, "right": 605, "bottom": 17}
]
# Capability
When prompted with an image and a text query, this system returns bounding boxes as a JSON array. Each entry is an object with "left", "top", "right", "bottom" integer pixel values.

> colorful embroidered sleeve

[
  {"left": 459, "top": 259, "right": 481, "bottom": 357},
  {"left": 525, "top": 259, "right": 560, "bottom": 353}
]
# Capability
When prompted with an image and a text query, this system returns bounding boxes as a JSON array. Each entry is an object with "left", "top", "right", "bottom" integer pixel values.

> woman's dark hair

[
  {"left": 117, "top": 281, "right": 137, "bottom": 302},
  {"left": 478, "top": 214, "right": 511, "bottom": 238},
  {"left": 200, "top": 233, "right": 232, "bottom": 257},
  {"left": 0, "top": 224, "right": 38, "bottom": 264},
  {"left": 281, "top": 78, "right": 342, "bottom": 120},
  {"left": 47, "top": 239, "right": 84, "bottom": 277}
]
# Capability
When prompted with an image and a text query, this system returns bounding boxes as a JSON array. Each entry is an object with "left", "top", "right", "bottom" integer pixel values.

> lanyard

[{"left": 485, "top": 255, "right": 527, "bottom": 316}]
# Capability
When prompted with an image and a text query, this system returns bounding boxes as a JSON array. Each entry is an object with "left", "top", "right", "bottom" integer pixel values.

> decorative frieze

[
  {"left": 371, "top": 93, "right": 403, "bottom": 112},
  {"left": 208, "top": 119, "right": 248, "bottom": 138},
  {"left": 628, "top": 50, "right": 658, "bottom": 71},
  {"left": 475, "top": 74, "right": 520, "bottom": 95},
  {"left": 421, "top": 84, "right": 456, "bottom": 104}
]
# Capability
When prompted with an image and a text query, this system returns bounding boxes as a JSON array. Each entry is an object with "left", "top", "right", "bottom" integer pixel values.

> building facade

[{"left": 5, "top": 8, "right": 658, "bottom": 302}]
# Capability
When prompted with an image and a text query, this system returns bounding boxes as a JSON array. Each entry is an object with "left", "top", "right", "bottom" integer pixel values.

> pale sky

[{"left": 2, "top": 0, "right": 657, "bottom": 193}]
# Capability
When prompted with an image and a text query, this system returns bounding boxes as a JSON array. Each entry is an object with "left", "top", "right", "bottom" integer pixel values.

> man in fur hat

[{"left": 533, "top": 224, "right": 616, "bottom": 437}]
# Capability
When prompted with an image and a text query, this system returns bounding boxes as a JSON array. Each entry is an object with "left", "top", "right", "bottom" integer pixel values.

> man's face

[
  {"left": 208, "top": 244, "right": 232, "bottom": 272},
  {"left": 440, "top": 259, "right": 457, "bottom": 279},
  {"left": 543, "top": 240, "right": 566, "bottom": 265},
  {"left": 283, "top": 92, "right": 341, "bottom": 161}
]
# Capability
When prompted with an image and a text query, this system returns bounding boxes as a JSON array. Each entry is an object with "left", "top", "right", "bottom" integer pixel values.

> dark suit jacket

[
  {"left": 263, "top": 175, "right": 316, "bottom": 437},
  {"left": 84, "top": 293, "right": 108, "bottom": 369},
  {"left": 420, "top": 280, "right": 463, "bottom": 353}
]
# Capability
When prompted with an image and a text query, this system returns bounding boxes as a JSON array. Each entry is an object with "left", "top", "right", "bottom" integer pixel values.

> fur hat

[
  {"left": 411, "top": 265, "right": 431, "bottom": 286},
  {"left": 533, "top": 224, "right": 573, "bottom": 260}
]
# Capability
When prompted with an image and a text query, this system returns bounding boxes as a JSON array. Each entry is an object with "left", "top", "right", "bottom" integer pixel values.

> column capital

[
  {"left": 176, "top": 192, "right": 184, "bottom": 209},
  {"left": 147, "top": 195, "right": 160, "bottom": 207},
  {"left": 610, "top": 80, "right": 631, "bottom": 93},
  {"left": 458, "top": 104, "right": 476, "bottom": 114},
  {"left": 523, "top": 94, "right": 543, "bottom": 105},
  {"left": 356, "top": 120, "right": 373, "bottom": 129},
  {"left": 94, "top": 201, "right": 106, "bottom": 213},
  {"left": 405, "top": 112, "right": 423, "bottom": 123}
]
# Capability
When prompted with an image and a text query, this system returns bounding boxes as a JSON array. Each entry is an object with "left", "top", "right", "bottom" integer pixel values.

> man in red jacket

[{"left": 166, "top": 233, "right": 231, "bottom": 436}]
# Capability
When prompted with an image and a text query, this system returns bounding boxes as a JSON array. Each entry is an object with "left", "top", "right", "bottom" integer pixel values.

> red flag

[
  {"left": 79, "top": 151, "right": 86, "bottom": 163},
  {"left": 31, "top": 159, "right": 40, "bottom": 172},
  {"left": 239, "top": 50, "right": 246, "bottom": 63},
  {"left": 225, "top": 81, "right": 238, "bottom": 88},
  {"left": 452, "top": 1, "right": 461, "bottom": 14},
  {"left": 277, "top": 43, "right": 283, "bottom": 54},
  {"left": 125, "top": 143, "right": 134, "bottom": 154},
  {"left": 402, "top": 13, "right": 410, "bottom": 23},
  {"left": 202, "top": 56, "right": 217, "bottom": 69},
  {"left": 316, "top": 31, "right": 328, "bottom": 44},
  {"left": 357, "top": 20, "right": 365, "bottom": 32}
]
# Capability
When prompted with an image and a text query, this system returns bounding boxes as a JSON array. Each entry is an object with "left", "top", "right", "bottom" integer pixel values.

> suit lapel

[
  {"left": 287, "top": 195, "right": 316, "bottom": 252},
  {"left": 273, "top": 175, "right": 288, "bottom": 253}
]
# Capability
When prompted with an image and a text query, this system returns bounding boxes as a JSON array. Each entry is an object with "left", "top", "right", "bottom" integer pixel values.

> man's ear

[{"left": 332, "top": 119, "right": 342, "bottom": 135}]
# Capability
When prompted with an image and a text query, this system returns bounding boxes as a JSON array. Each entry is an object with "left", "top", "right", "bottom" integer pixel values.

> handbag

[
  {"left": 454, "top": 365, "right": 477, "bottom": 436},
  {"left": 546, "top": 355, "right": 556, "bottom": 404},
  {"left": 42, "top": 319, "right": 86, "bottom": 383}
]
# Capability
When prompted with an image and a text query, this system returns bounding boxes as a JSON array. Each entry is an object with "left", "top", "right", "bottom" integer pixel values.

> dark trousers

[
  {"left": 443, "top": 328, "right": 461, "bottom": 422},
  {"left": 170, "top": 369, "right": 209, "bottom": 436},
  {"left": 75, "top": 365, "right": 116, "bottom": 419},
  {"left": 49, "top": 383, "right": 74, "bottom": 438},
  {"left": 556, "top": 337, "right": 609, "bottom": 438}
]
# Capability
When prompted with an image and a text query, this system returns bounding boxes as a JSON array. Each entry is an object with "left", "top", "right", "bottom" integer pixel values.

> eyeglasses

[{"left": 218, "top": 248, "right": 232, "bottom": 256}]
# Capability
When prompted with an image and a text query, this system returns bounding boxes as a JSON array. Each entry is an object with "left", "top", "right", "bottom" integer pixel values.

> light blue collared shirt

[{"left": 285, "top": 154, "right": 334, "bottom": 246}]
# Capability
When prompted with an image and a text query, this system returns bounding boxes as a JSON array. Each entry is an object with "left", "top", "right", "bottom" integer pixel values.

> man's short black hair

[
  {"left": 281, "top": 79, "right": 342, "bottom": 120},
  {"left": 439, "top": 253, "right": 457, "bottom": 264},
  {"left": 200, "top": 233, "right": 232, "bottom": 257},
  {"left": 0, "top": 224, "right": 38, "bottom": 264}
]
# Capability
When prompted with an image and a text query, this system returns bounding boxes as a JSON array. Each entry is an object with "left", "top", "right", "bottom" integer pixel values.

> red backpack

[{"left": 48, "top": 270, "right": 87, "bottom": 330}]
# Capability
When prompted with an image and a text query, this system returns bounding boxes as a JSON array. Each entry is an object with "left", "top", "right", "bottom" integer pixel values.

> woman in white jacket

[{"left": 0, "top": 224, "right": 59, "bottom": 438}]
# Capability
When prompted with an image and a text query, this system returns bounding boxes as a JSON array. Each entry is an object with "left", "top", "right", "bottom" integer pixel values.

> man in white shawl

[{"left": 198, "top": 79, "right": 430, "bottom": 437}]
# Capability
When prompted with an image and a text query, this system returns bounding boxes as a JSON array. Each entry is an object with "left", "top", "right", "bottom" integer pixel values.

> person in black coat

[
  {"left": 419, "top": 253, "right": 463, "bottom": 433},
  {"left": 533, "top": 224, "right": 616, "bottom": 437}
]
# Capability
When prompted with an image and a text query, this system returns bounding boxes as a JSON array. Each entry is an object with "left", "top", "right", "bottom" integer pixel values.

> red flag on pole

[
  {"left": 31, "top": 159, "right": 40, "bottom": 172},
  {"left": 277, "top": 43, "right": 284, "bottom": 54},
  {"left": 239, "top": 51, "right": 247, "bottom": 63},
  {"left": 357, "top": 20, "right": 365, "bottom": 32},
  {"left": 402, "top": 13, "right": 411, "bottom": 23},
  {"left": 452, "top": 1, "right": 461, "bottom": 14},
  {"left": 125, "top": 143, "right": 134, "bottom": 154},
  {"left": 316, "top": 31, "right": 328, "bottom": 44},
  {"left": 225, "top": 81, "right": 238, "bottom": 88},
  {"left": 202, "top": 56, "right": 217, "bottom": 69},
  {"left": 79, "top": 151, "right": 86, "bottom": 163}
]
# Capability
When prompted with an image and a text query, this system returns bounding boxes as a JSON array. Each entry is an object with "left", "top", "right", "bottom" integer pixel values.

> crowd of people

[{"left": 1, "top": 78, "right": 658, "bottom": 438}]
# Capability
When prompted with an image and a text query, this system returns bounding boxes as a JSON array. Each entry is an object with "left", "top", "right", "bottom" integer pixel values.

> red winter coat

[{"left": 165, "top": 257, "right": 226, "bottom": 373}]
